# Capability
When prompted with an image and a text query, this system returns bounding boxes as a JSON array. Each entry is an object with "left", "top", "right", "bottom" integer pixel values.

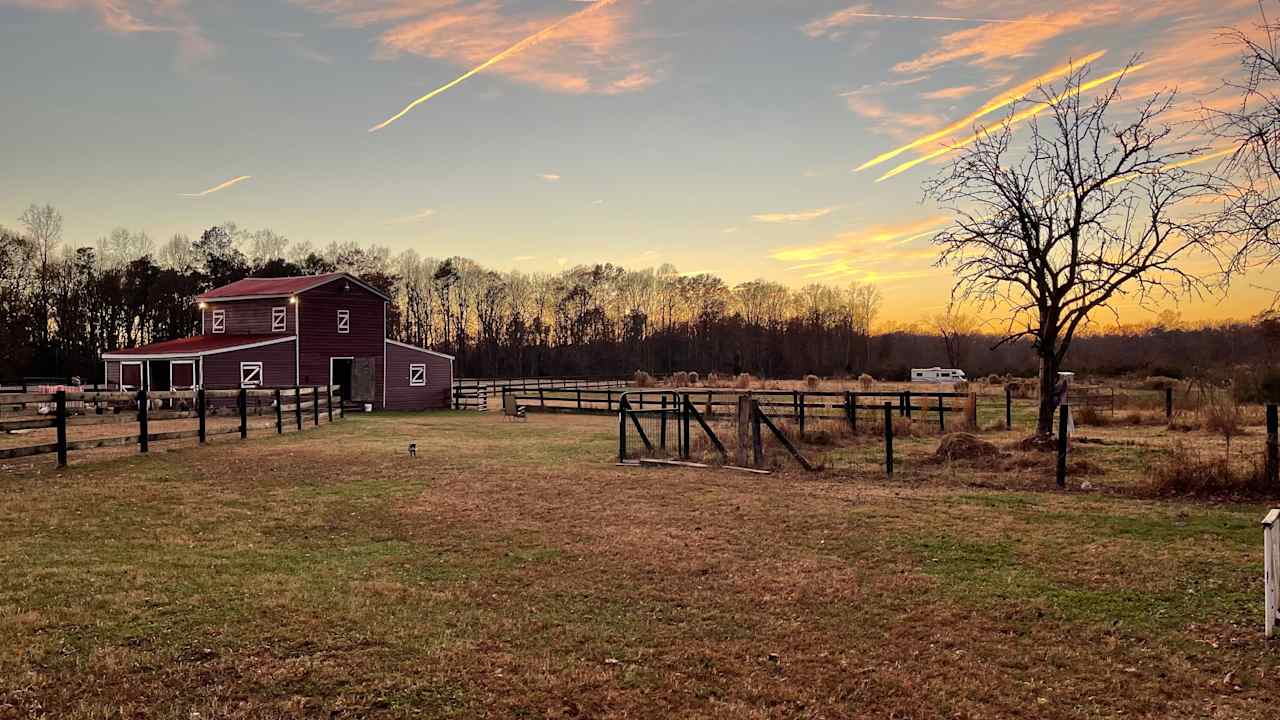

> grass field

[{"left": 1, "top": 411, "right": 1277, "bottom": 718}]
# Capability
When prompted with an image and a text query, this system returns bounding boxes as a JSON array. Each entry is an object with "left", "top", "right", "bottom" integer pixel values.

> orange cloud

[
  {"left": 753, "top": 207, "right": 839, "bottom": 224},
  {"left": 179, "top": 175, "right": 252, "bottom": 198},
  {"left": 855, "top": 50, "right": 1107, "bottom": 172},
  {"left": 297, "top": 0, "right": 653, "bottom": 102},
  {"left": 921, "top": 85, "right": 980, "bottom": 101},
  {"left": 876, "top": 62, "right": 1151, "bottom": 181},
  {"left": 892, "top": 6, "right": 1117, "bottom": 74},
  {"left": 770, "top": 216, "right": 949, "bottom": 263}
]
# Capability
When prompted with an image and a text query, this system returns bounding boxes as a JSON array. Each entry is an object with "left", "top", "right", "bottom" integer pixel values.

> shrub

[
  {"left": 1149, "top": 447, "right": 1268, "bottom": 497},
  {"left": 804, "top": 374, "right": 820, "bottom": 390},
  {"left": 858, "top": 373, "right": 875, "bottom": 391},
  {"left": 1074, "top": 406, "right": 1109, "bottom": 426},
  {"left": 633, "top": 370, "right": 655, "bottom": 388},
  {"left": 734, "top": 373, "right": 752, "bottom": 389},
  {"left": 1202, "top": 394, "right": 1246, "bottom": 452}
]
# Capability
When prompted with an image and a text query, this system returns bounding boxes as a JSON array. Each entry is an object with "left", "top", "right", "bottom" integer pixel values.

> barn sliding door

[{"left": 351, "top": 358, "right": 377, "bottom": 403}]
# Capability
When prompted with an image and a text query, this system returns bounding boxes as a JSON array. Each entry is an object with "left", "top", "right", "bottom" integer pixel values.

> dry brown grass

[{"left": 0, "top": 412, "right": 1277, "bottom": 718}]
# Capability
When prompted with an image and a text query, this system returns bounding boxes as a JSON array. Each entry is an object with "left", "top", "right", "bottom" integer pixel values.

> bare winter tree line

[{"left": 3, "top": 203, "right": 1279, "bottom": 386}]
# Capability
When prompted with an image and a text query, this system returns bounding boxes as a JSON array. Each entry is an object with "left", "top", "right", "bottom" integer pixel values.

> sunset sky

[{"left": 0, "top": 0, "right": 1272, "bottom": 324}]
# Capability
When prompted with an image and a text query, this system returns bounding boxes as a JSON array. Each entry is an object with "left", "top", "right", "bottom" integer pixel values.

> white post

[{"left": 1265, "top": 509, "right": 1280, "bottom": 638}]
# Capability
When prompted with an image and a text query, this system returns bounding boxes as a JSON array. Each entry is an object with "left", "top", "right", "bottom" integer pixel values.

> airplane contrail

[
  {"left": 179, "top": 175, "right": 252, "bottom": 197},
  {"left": 832, "top": 11, "right": 1057, "bottom": 25},
  {"left": 855, "top": 51, "right": 1108, "bottom": 172},
  {"left": 876, "top": 63, "right": 1150, "bottom": 182},
  {"left": 369, "top": 0, "right": 621, "bottom": 132}
]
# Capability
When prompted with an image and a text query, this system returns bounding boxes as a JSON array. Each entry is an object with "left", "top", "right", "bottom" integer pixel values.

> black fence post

[
  {"left": 312, "top": 386, "right": 320, "bottom": 427},
  {"left": 238, "top": 388, "right": 248, "bottom": 439},
  {"left": 751, "top": 403, "right": 764, "bottom": 468},
  {"left": 682, "top": 394, "right": 692, "bottom": 460},
  {"left": 137, "top": 388, "right": 149, "bottom": 453},
  {"left": 1005, "top": 384, "right": 1013, "bottom": 430},
  {"left": 845, "top": 391, "right": 856, "bottom": 433},
  {"left": 618, "top": 396, "right": 628, "bottom": 462},
  {"left": 294, "top": 386, "right": 303, "bottom": 430},
  {"left": 1165, "top": 387, "right": 1174, "bottom": 420},
  {"left": 197, "top": 388, "right": 207, "bottom": 444},
  {"left": 327, "top": 385, "right": 333, "bottom": 423},
  {"left": 937, "top": 393, "right": 945, "bottom": 433},
  {"left": 1056, "top": 404, "right": 1069, "bottom": 488},
  {"left": 55, "top": 390, "right": 68, "bottom": 468},
  {"left": 338, "top": 386, "right": 345, "bottom": 419},
  {"left": 798, "top": 391, "right": 806, "bottom": 437},
  {"left": 660, "top": 395, "right": 668, "bottom": 450},
  {"left": 1268, "top": 404, "right": 1279, "bottom": 486},
  {"left": 883, "top": 402, "right": 893, "bottom": 476},
  {"left": 275, "top": 389, "right": 283, "bottom": 434}
]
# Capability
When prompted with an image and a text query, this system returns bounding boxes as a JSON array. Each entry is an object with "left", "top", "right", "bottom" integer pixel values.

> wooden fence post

[
  {"left": 1005, "top": 385, "right": 1013, "bottom": 430},
  {"left": 1267, "top": 404, "right": 1278, "bottom": 486},
  {"left": 55, "top": 390, "right": 68, "bottom": 467},
  {"left": 1056, "top": 404, "right": 1069, "bottom": 488},
  {"left": 238, "top": 388, "right": 248, "bottom": 439},
  {"left": 967, "top": 392, "right": 979, "bottom": 430},
  {"left": 327, "top": 385, "right": 333, "bottom": 423},
  {"left": 312, "top": 386, "right": 320, "bottom": 427},
  {"left": 275, "top": 389, "right": 283, "bottom": 434},
  {"left": 883, "top": 402, "right": 893, "bottom": 476},
  {"left": 197, "top": 387, "right": 207, "bottom": 444},
  {"left": 294, "top": 386, "right": 302, "bottom": 430},
  {"left": 138, "top": 388, "right": 149, "bottom": 453}
]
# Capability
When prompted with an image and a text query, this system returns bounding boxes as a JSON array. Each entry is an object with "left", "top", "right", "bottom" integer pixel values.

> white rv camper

[{"left": 911, "top": 367, "right": 967, "bottom": 384}]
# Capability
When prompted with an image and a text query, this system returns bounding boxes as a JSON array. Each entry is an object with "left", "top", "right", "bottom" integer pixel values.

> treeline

[{"left": 1, "top": 204, "right": 1276, "bottom": 383}]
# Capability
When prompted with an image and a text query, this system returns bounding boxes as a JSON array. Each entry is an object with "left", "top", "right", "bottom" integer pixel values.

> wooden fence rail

[{"left": 0, "top": 385, "right": 344, "bottom": 467}]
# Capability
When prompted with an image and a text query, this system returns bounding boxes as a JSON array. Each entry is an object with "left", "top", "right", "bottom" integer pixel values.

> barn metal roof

[
  {"left": 196, "top": 272, "right": 391, "bottom": 302},
  {"left": 102, "top": 335, "right": 295, "bottom": 359}
]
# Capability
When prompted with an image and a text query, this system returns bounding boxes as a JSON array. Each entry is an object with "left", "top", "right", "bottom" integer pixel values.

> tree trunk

[{"left": 1036, "top": 354, "right": 1059, "bottom": 435}]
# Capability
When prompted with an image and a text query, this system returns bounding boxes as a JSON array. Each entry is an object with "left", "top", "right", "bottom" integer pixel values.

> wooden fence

[
  {"left": 453, "top": 377, "right": 629, "bottom": 410},
  {"left": 505, "top": 387, "right": 982, "bottom": 433},
  {"left": 0, "top": 385, "right": 344, "bottom": 467}
]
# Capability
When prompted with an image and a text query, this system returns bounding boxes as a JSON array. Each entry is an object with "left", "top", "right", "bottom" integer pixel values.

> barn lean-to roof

[{"left": 102, "top": 335, "right": 296, "bottom": 359}]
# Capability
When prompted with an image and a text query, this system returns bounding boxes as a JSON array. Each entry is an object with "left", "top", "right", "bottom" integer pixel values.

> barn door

[{"left": 351, "top": 358, "right": 377, "bottom": 403}]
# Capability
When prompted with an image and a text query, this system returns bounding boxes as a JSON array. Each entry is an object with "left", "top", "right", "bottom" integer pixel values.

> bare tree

[
  {"left": 933, "top": 308, "right": 978, "bottom": 369},
  {"left": 19, "top": 203, "right": 62, "bottom": 347},
  {"left": 848, "top": 283, "right": 882, "bottom": 371},
  {"left": 925, "top": 62, "right": 1223, "bottom": 435},
  {"left": 1213, "top": 3, "right": 1280, "bottom": 267}
]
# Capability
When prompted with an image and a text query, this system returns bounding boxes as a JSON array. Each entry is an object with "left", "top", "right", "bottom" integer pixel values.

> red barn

[{"left": 101, "top": 272, "right": 452, "bottom": 410}]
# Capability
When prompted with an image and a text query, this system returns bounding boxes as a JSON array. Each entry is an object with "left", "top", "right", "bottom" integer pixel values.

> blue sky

[{"left": 0, "top": 0, "right": 1270, "bottom": 323}]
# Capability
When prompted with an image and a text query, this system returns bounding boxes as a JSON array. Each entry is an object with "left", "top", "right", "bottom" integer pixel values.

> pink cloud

[{"left": 2, "top": 0, "right": 213, "bottom": 63}]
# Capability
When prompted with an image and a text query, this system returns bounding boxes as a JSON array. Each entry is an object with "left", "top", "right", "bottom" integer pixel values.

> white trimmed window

[
  {"left": 272, "top": 306, "right": 287, "bottom": 332},
  {"left": 337, "top": 309, "right": 350, "bottom": 334},
  {"left": 240, "top": 362, "right": 263, "bottom": 388},
  {"left": 409, "top": 363, "right": 426, "bottom": 387},
  {"left": 211, "top": 309, "right": 226, "bottom": 334}
]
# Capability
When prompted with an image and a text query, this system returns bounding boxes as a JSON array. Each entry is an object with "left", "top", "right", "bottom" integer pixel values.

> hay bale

[
  {"left": 688, "top": 371, "right": 701, "bottom": 386},
  {"left": 935, "top": 433, "right": 1001, "bottom": 461},
  {"left": 858, "top": 373, "right": 875, "bottom": 391},
  {"left": 633, "top": 370, "right": 655, "bottom": 388},
  {"left": 804, "top": 374, "right": 820, "bottom": 390},
  {"left": 734, "top": 373, "right": 752, "bottom": 389}
]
